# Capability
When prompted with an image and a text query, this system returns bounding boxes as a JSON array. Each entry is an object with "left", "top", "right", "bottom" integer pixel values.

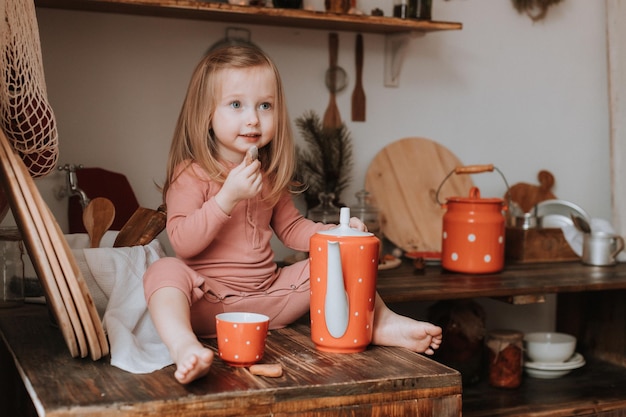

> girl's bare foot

[
  {"left": 173, "top": 342, "right": 214, "bottom": 384},
  {"left": 372, "top": 294, "right": 443, "bottom": 355}
]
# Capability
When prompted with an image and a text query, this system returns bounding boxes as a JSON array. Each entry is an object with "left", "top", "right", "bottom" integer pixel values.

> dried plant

[{"left": 295, "top": 111, "right": 353, "bottom": 209}]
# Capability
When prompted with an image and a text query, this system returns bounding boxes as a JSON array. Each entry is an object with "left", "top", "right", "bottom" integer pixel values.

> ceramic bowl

[
  {"left": 216, "top": 312, "right": 270, "bottom": 367},
  {"left": 524, "top": 332, "right": 576, "bottom": 363}
]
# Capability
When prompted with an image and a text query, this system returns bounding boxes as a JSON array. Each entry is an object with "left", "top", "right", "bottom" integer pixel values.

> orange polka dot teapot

[
  {"left": 436, "top": 165, "right": 509, "bottom": 274},
  {"left": 309, "top": 207, "right": 380, "bottom": 353}
]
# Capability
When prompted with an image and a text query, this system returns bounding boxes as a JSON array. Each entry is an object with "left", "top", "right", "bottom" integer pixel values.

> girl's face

[{"left": 211, "top": 65, "right": 277, "bottom": 164}]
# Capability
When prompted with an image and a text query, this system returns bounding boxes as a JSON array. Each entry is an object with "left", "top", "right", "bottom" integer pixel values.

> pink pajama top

[{"left": 165, "top": 161, "right": 329, "bottom": 296}]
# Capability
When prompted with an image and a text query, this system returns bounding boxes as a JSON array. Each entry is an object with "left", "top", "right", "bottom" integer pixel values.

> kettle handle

[{"left": 435, "top": 164, "right": 511, "bottom": 206}]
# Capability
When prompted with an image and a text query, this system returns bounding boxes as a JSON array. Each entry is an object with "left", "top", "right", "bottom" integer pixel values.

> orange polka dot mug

[{"left": 215, "top": 312, "right": 270, "bottom": 367}]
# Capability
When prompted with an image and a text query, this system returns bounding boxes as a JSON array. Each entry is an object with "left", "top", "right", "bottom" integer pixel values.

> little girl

[{"left": 143, "top": 44, "right": 442, "bottom": 384}]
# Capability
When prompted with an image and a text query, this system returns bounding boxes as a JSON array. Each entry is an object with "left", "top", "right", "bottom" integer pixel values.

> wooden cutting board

[{"left": 365, "top": 137, "right": 474, "bottom": 253}]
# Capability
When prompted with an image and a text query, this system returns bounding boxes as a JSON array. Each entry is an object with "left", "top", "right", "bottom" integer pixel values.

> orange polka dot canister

[
  {"left": 310, "top": 207, "right": 380, "bottom": 353},
  {"left": 437, "top": 165, "right": 508, "bottom": 274}
]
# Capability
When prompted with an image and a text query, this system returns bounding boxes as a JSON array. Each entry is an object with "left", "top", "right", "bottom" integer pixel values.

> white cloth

[
  {"left": 561, "top": 218, "right": 626, "bottom": 262},
  {"left": 66, "top": 231, "right": 174, "bottom": 373}
]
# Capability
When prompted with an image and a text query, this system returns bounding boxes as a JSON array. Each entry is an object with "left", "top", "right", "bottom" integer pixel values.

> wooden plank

[{"left": 34, "top": 0, "right": 462, "bottom": 34}]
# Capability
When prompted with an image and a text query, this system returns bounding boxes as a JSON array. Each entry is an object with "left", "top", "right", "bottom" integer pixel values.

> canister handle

[{"left": 435, "top": 164, "right": 511, "bottom": 206}]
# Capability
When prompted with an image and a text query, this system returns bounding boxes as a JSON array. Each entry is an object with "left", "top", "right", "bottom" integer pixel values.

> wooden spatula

[
  {"left": 323, "top": 33, "right": 342, "bottom": 130},
  {"left": 351, "top": 33, "right": 366, "bottom": 122},
  {"left": 83, "top": 197, "right": 115, "bottom": 248}
]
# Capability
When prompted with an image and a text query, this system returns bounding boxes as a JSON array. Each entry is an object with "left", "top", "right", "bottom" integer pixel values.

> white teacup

[{"left": 582, "top": 232, "right": 625, "bottom": 266}]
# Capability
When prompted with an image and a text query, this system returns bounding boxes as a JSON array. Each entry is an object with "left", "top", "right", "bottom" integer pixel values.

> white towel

[{"left": 67, "top": 231, "right": 174, "bottom": 373}]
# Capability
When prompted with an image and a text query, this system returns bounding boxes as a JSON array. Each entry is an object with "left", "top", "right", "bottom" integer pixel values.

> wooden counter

[{"left": 0, "top": 305, "right": 461, "bottom": 417}]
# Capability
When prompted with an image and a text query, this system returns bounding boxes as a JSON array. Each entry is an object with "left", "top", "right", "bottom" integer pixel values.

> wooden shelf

[
  {"left": 463, "top": 358, "right": 626, "bottom": 417},
  {"left": 376, "top": 260, "right": 626, "bottom": 303},
  {"left": 378, "top": 261, "right": 626, "bottom": 416},
  {"left": 34, "top": 0, "right": 462, "bottom": 34}
]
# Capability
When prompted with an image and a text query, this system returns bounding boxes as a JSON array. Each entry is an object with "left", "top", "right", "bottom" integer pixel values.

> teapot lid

[{"left": 316, "top": 207, "right": 374, "bottom": 237}]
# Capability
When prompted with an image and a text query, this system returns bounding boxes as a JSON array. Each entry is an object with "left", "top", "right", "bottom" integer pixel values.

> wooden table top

[
  {"left": 376, "top": 260, "right": 626, "bottom": 303},
  {"left": 0, "top": 305, "right": 461, "bottom": 417}
]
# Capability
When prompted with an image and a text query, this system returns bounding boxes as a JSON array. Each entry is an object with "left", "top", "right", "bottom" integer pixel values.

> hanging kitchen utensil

[
  {"left": 351, "top": 33, "right": 366, "bottom": 122},
  {"left": 83, "top": 197, "right": 115, "bottom": 248},
  {"left": 113, "top": 205, "right": 167, "bottom": 247},
  {"left": 436, "top": 165, "right": 509, "bottom": 274},
  {"left": 323, "top": 32, "right": 342, "bottom": 130}
]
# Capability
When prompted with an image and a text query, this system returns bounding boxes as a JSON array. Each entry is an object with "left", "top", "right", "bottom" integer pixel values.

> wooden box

[{"left": 505, "top": 227, "right": 580, "bottom": 263}]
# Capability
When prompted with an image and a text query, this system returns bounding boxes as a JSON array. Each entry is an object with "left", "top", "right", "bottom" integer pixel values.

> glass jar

[
  {"left": 0, "top": 227, "right": 24, "bottom": 308},
  {"left": 486, "top": 329, "right": 523, "bottom": 388},
  {"left": 350, "top": 190, "right": 380, "bottom": 235},
  {"left": 307, "top": 192, "right": 340, "bottom": 224},
  {"left": 393, "top": 0, "right": 431, "bottom": 20}
]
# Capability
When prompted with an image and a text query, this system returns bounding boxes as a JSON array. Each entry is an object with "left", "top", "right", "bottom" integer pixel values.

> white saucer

[{"left": 524, "top": 353, "right": 585, "bottom": 379}]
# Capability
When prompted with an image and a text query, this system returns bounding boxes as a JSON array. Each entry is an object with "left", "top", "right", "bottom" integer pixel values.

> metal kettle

[{"left": 309, "top": 207, "right": 379, "bottom": 353}]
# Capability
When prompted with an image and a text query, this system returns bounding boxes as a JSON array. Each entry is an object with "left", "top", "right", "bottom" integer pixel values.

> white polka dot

[
  {"left": 256, "top": 325, "right": 261, "bottom": 331},
  {"left": 235, "top": 354, "right": 239, "bottom": 359},
  {"left": 317, "top": 309, "right": 322, "bottom": 314},
  {"left": 354, "top": 311, "right": 359, "bottom": 316},
  {"left": 354, "top": 339, "right": 358, "bottom": 344},
  {"left": 499, "top": 236, "right": 503, "bottom": 243},
  {"left": 451, "top": 252, "right": 459, "bottom": 261},
  {"left": 233, "top": 323, "right": 238, "bottom": 328},
  {"left": 225, "top": 338, "right": 229, "bottom": 343},
  {"left": 317, "top": 246, "right": 322, "bottom": 252},
  {"left": 246, "top": 340, "right": 251, "bottom": 345},
  {"left": 319, "top": 337, "right": 324, "bottom": 342},
  {"left": 468, "top": 233, "right": 476, "bottom": 242},
  {"left": 484, "top": 254, "right": 492, "bottom": 263},
  {"left": 443, "top": 231, "right": 448, "bottom": 239},
  {"left": 358, "top": 278, "right": 363, "bottom": 283},
  {"left": 256, "top": 354, "right": 260, "bottom": 359}
]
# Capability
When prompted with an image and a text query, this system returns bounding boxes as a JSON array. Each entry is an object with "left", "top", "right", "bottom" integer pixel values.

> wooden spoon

[
  {"left": 323, "top": 32, "right": 342, "bottom": 130},
  {"left": 83, "top": 197, "right": 115, "bottom": 248}
]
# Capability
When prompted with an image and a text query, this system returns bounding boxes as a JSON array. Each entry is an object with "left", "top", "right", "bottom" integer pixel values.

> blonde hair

[{"left": 163, "top": 45, "right": 296, "bottom": 207}]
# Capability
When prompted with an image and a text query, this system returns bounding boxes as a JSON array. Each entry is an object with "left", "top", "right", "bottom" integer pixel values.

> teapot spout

[{"left": 325, "top": 241, "right": 349, "bottom": 338}]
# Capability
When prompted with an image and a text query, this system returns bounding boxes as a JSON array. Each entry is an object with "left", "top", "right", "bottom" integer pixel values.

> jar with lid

[
  {"left": 307, "top": 192, "right": 340, "bottom": 224},
  {"left": 0, "top": 227, "right": 24, "bottom": 308},
  {"left": 485, "top": 329, "right": 523, "bottom": 388}
]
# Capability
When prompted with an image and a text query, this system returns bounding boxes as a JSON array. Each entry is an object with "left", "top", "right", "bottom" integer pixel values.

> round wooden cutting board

[{"left": 365, "top": 137, "right": 474, "bottom": 253}]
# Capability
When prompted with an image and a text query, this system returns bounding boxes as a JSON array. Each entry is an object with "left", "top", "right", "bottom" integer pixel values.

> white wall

[{"left": 3, "top": 0, "right": 610, "bottom": 331}]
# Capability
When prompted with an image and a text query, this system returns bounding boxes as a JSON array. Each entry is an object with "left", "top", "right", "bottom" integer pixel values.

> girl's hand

[
  {"left": 349, "top": 217, "right": 368, "bottom": 232},
  {"left": 214, "top": 159, "right": 262, "bottom": 215}
]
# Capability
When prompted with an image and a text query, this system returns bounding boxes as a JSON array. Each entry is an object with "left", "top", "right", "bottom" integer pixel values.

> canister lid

[{"left": 446, "top": 186, "right": 504, "bottom": 205}]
